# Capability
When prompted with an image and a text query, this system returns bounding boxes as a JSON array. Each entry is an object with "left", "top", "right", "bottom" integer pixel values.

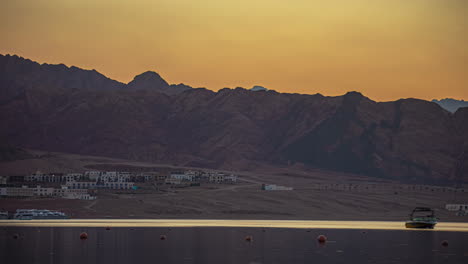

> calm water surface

[{"left": 1, "top": 225, "right": 468, "bottom": 264}]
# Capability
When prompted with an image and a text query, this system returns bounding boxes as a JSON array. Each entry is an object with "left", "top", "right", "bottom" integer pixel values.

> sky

[{"left": 1, "top": 0, "right": 467, "bottom": 101}]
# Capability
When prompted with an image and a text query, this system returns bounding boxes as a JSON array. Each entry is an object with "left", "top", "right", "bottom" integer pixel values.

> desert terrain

[{"left": 1, "top": 151, "right": 467, "bottom": 222}]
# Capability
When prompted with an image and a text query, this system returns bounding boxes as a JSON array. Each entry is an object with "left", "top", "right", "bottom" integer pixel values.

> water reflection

[{"left": 1, "top": 227, "right": 468, "bottom": 264}]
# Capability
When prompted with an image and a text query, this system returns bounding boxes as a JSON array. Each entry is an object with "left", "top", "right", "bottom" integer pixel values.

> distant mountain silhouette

[
  {"left": 127, "top": 71, "right": 193, "bottom": 95},
  {"left": 1, "top": 54, "right": 467, "bottom": 183},
  {"left": 432, "top": 98, "right": 468, "bottom": 113},
  {"left": 250, "top": 86, "right": 269, "bottom": 92},
  {"left": 0, "top": 54, "right": 193, "bottom": 97},
  {"left": 128, "top": 71, "right": 169, "bottom": 89}
]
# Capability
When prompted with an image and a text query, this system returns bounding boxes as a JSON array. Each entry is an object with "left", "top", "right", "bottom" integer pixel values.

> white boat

[{"left": 13, "top": 209, "right": 69, "bottom": 220}]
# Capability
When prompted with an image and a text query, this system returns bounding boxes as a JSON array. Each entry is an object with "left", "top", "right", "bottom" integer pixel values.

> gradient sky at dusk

[{"left": 1, "top": 0, "right": 467, "bottom": 101}]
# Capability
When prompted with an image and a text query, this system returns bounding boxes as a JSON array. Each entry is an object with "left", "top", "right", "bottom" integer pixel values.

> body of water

[{"left": 1, "top": 220, "right": 468, "bottom": 264}]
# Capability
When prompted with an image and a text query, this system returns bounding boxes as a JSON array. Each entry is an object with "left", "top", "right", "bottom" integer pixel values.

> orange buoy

[
  {"left": 80, "top": 232, "right": 88, "bottom": 240},
  {"left": 441, "top": 240, "right": 448, "bottom": 247},
  {"left": 245, "top": 235, "right": 253, "bottom": 242},
  {"left": 317, "top": 235, "right": 327, "bottom": 243},
  {"left": 160, "top": 235, "right": 167, "bottom": 240}
]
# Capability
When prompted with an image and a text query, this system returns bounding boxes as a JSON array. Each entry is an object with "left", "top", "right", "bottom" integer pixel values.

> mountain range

[
  {"left": 1, "top": 54, "right": 467, "bottom": 183},
  {"left": 432, "top": 99, "right": 468, "bottom": 113}
]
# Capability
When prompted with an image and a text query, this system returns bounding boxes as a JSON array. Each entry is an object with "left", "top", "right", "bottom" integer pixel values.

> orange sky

[{"left": 1, "top": 0, "right": 467, "bottom": 101}]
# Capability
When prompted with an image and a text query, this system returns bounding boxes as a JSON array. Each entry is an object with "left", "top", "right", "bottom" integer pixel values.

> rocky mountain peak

[{"left": 128, "top": 71, "right": 169, "bottom": 89}]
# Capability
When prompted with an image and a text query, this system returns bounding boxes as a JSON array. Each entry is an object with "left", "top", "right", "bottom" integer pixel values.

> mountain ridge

[
  {"left": 1, "top": 54, "right": 467, "bottom": 183},
  {"left": 0, "top": 54, "right": 197, "bottom": 96}
]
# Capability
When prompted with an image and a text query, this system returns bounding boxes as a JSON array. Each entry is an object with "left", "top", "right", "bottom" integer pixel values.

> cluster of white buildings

[
  {"left": 22, "top": 171, "right": 136, "bottom": 190},
  {"left": 446, "top": 204, "right": 468, "bottom": 216},
  {"left": 0, "top": 185, "right": 95, "bottom": 200},
  {"left": 0, "top": 171, "right": 137, "bottom": 200},
  {"left": 25, "top": 171, "right": 134, "bottom": 186},
  {"left": 0, "top": 169, "right": 239, "bottom": 200},
  {"left": 165, "top": 170, "right": 237, "bottom": 185},
  {"left": 261, "top": 184, "right": 293, "bottom": 191},
  {"left": 21, "top": 170, "right": 237, "bottom": 186}
]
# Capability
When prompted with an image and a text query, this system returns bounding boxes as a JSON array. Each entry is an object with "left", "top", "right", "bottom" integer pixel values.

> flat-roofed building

[
  {"left": 118, "top": 172, "right": 131, "bottom": 182},
  {"left": 53, "top": 186, "right": 67, "bottom": 197},
  {"left": 66, "top": 181, "right": 97, "bottom": 189},
  {"left": 64, "top": 173, "right": 84, "bottom": 182},
  {"left": 209, "top": 173, "right": 225, "bottom": 183},
  {"left": 102, "top": 182, "right": 134, "bottom": 189},
  {"left": 47, "top": 173, "right": 64, "bottom": 183},
  {"left": 170, "top": 172, "right": 194, "bottom": 181},
  {"left": 64, "top": 188, "right": 96, "bottom": 200},
  {"left": 84, "top": 171, "right": 102, "bottom": 181},
  {"left": 155, "top": 175, "right": 168, "bottom": 182},
  {"left": 25, "top": 172, "right": 46, "bottom": 182},
  {"left": 100, "top": 171, "right": 118, "bottom": 182},
  {"left": 5, "top": 186, "right": 35, "bottom": 197},
  {"left": 225, "top": 174, "right": 237, "bottom": 183},
  {"left": 34, "top": 186, "right": 54, "bottom": 197},
  {"left": 446, "top": 204, "right": 468, "bottom": 211},
  {"left": 262, "top": 184, "right": 293, "bottom": 191}
]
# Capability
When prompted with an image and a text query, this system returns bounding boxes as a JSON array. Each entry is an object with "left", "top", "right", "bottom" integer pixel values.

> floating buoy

[
  {"left": 317, "top": 235, "right": 327, "bottom": 243},
  {"left": 13, "top": 233, "right": 19, "bottom": 239},
  {"left": 441, "top": 240, "right": 449, "bottom": 247},
  {"left": 245, "top": 235, "right": 253, "bottom": 242},
  {"left": 105, "top": 227, "right": 111, "bottom": 231},
  {"left": 80, "top": 232, "right": 88, "bottom": 240},
  {"left": 160, "top": 235, "right": 167, "bottom": 240}
]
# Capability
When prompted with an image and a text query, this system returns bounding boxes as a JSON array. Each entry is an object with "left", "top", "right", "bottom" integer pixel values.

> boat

[
  {"left": 0, "top": 211, "right": 9, "bottom": 219},
  {"left": 13, "top": 209, "right": 69, "bottom": 220},
  {"left": 405, "top": 207, "right": 437, "bottom": 229}
]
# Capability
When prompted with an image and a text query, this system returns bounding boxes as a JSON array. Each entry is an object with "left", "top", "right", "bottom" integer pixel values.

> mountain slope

[{"left": 0, "top": 54, "right": 124, "bottom": 103}]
